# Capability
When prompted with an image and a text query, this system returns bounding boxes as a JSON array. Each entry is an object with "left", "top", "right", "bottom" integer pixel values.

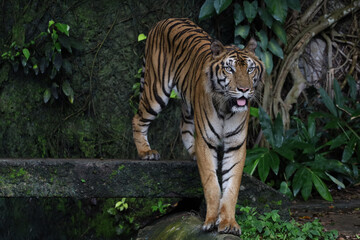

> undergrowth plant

[
  {"left": 245, "top": 76, "right": 359, "bottom": 201},
  {"left": 237, "top": 205, "right": 338, "bottom": 239},
  {"left": 1, "top": 20, "right": 81, "bottom": 104}
]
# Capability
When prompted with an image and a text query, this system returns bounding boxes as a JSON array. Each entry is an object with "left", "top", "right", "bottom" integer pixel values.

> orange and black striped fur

[{"left": 132, "top": 18, "right": 264, "bottom": 236}]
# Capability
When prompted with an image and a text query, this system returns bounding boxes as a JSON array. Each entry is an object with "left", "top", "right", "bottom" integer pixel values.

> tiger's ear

[
  {"left": 245, "top": 38, "right": 257, "bottom": 53},
  {"left": 210, "top": 40, "right": 226, "bottom": 58}
]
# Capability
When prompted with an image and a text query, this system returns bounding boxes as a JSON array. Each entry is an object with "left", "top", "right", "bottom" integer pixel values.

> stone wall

[{"left": 0, "top": 0, "right": 204, "bottom": 159}]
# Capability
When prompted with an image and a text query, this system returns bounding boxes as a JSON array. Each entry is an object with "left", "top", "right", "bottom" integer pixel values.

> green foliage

[
  {"left": 151, "top": 200, "right": 171, "bottom": 215},
  {"left": 246, "top": 92, "right": 358, "bottom": 201},
  {"left": 199, "top": 0, "right": 298, "bottom": 74},
  {"left": 107, "top": 198, "right": 173, "bottom": 237},
  {"left": 1, "top": 20, "right": 80, "bottom": 104},
  {"left": 315, "top": 77, "right": 360, "bottom": 164},
  {"left": 237, "top": 205, "right": 338, "bottom": 239}
]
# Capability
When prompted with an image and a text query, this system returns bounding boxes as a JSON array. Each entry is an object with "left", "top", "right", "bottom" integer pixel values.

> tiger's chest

[{"left": 198, "top": 110, "right": 248, "bottom": 147}]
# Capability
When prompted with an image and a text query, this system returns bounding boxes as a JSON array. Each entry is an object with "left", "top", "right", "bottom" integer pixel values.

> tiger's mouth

[{"left": 228, "top": 97, "right": 249, "bottom": 112}]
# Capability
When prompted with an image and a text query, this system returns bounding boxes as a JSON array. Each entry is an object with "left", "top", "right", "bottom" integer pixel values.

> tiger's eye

[
  {"left": 248, "top": 67, "right": 255, "bottom": 73},
  {"left": 225, "top": 66, "right": 232, "bottom": 73}
]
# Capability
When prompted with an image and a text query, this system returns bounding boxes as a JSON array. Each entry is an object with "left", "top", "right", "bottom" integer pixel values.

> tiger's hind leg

[
  {"left": 132, "top": 80, "right": 170, "bottom": 160},
  {"left": 180, "top": 104, "right": 196, "bottom": 160}
]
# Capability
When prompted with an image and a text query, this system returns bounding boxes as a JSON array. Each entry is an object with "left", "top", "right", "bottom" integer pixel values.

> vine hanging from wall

[{"left": 1, "top": 20, "right": 81, "bottom": 104}]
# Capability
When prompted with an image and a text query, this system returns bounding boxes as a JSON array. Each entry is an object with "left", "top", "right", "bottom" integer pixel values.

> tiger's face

[{"left": 207, "top": 39, "right": 263, "bottom": 113}]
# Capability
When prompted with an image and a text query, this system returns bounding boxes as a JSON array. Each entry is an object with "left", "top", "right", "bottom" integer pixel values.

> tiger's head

[{"left": 206, "top": 38, "right": 264, "bottom": 113}]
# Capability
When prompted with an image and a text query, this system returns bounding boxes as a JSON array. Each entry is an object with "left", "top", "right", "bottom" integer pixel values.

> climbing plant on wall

[{"left": 1, "top": 20, "right": 80, "bottom": 104}]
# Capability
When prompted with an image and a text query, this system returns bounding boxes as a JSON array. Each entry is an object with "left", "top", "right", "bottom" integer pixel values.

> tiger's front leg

[
  {"left": 195, "top": 135, "right": 221, "bottom": 232},
  {"left": 217, "top": 141, "right": 247, "bottom": 236}
]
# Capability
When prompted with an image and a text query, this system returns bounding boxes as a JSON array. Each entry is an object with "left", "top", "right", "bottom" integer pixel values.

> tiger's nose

[{"left": 237, "top": 87, "right": 249, "bottom": 92}]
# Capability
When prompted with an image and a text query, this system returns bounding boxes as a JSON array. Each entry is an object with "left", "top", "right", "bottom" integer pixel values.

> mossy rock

[{"left": 136, "top": 212, "right": 240, "bottom": 240}]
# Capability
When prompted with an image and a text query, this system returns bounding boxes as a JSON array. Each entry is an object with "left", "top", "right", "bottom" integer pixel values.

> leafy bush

[
  {"left": 1, "top": 20, "right": 81, "bottom": 104},
  {"left": 237, "top": 205, "right": 338, "bottom": 239},
  {"left": 314, "top": 76, "right": 359, "bottom": 167},
  {"left": 245, "top": 76, "right": 359, "bottom": 201},
  {"left": 199, "top": 0, "right": 300, "bottom": 74}
]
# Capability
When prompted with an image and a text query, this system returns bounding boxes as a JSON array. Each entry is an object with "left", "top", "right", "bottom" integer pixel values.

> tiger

[{"left": 132, "top": 18, "right": 264, "bottom": 236}]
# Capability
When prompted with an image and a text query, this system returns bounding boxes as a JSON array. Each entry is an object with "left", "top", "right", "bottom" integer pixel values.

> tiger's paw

[
  {"left": 139, "top": 150, "right": 160, "bottom": 160},
  {"left": 201, "top": 218, "right": 216, "bottom": 232},
  {"left": 217, "top": 219, "right": 241, "bottom": 236}
]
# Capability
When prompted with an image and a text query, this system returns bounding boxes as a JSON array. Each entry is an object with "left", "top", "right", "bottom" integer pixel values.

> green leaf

[
  {"left": 256, "top": 30, "right": 268, "bottom": 50},
  {"left": 342, "top": 135, "right": 356, "bottom": 163},
  {"left": 263, "top": 50, "right": 273, "bottom": 74},
  {"left": 273, "top": 113, "right": 284, "bottom": 148},
  {"left": 274, "top": 146, "right": 295, "bottom": 161},
  {"left": 51, "top": 29, "right": 58, "bottom": 43},
  {"left": 199, "top": 0, "right": 215, "bottom": 20},
  {"left": 326, "top": 132, "right": 347, "bottom": 149},
  {"left": 68, "top": 90, "right": 74, "bottom": 104},
  {"left": 265, "top": 0, "right": 288, "bottom": 23},
  {"left": 33, "top": 64, "right": 39, "bottom": 75},
  {"left": 170, "top": 89, "right": 178, "bottom": 99},
  {"left": 255, "top": 45, "right": 264, "bottom": 60},
  {"left": 250, "top": 107, "right": 259, "bottom": 118},
  {"left": 214, "top": 0, "right": 232, "bottom": 14},
  {"left": 312, "top": 171, "right": 333, "bottom": 201},
  {"left": 269, "top": 151, "right": 280, "bottom": 175},
  {"left": 279, "top": 181, "right": 293, "bottom": 198},
  {"left": 258, "top": 7, "right": 273, "bottom": 28},
  {"left": 58, "top": 35, "right": 72, "bottom": 53},
  {"left": 53, "top": 52, "right": 62, "bottom": 71},
  {"left": 107, "top": 207, "right": 116, "bottom": 215},
  {"left": 54, "top": 42, "right": 61, "bottom": 52},
  {"left": 44, "top": 43, "right": 54, "bottom": 62},
  {"left": 48, "top": 20, "right": 55, "bottom": 28},
  {"left": 272, "top": 21, "right": 287, "bottom": 44},
  {"left": 319, "top": 87, "right": 338, "bottom": 117},
  {"left": 307, "top": 116, "right": 316, "bottom": 138},
  {"left": 287, "top": 0, "right": 301, "bottom": 11},
  {"left": 268, "top": 38, "right": 284, "bottom": 59},
  {"left": 292, "top": 167, "right": 305, "bottom": 197},
  {"left": 300, "top": 169, "right": 313, "bottom": 201},
  {"left": 258, "top": 153, "right": 270, "bottom": 182},
  {"left": 55, "top": 23, "right": 70, "bottom": 36},
  {"left": 234, "top": 3, "right": 245, "bottom": 25},
  {"left": 22, "top": 48, "right": 30, "bottom": 60},
  {"left": 235, "top": 25, "right": 250, "bottom": 39},
  {"left": 39, "top": 57, "right": 47, "bottom": 74},
  {"left": 346, "top": 75, "right": 357, "bottom": 100},
  {"left": 259, "top": 107, "right": 274, "bottom": 146},
  {"left": 43, "top": 88, "right": 51, "bottom": 103},
  {"left": 62, "top": 59, "right": 72, "bottom": 75},
  {"left": 62, "top": 80, "right": 73, "bottom": 97},
  {"left": 325, "top": 172, "right": 345, "bottom": 189},
  {"left": 243, "top": 0, "right": 258, "bottom": 23},
  {"left": 333, "top": 79, "right": 345, "bottom": 108},
  {"left": 244, "top": 158, "right": 260, "bottom": 175},
  {"left": 51, "top": 82, "right": 59, "bottom": 100},
  {"left": 21, "top": 55, "right": 27, "bottom": 67},
  {"left": 138, "top": 33, "right": 147, "bottom": 42},
  {"left": 285, "top": 162, "right": 299, "bottom": 179}
]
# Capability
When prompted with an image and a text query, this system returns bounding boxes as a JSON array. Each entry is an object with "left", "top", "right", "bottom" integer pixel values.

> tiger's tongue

[{"left": 237, "top": 98, "right": 247, "bottom": 107}]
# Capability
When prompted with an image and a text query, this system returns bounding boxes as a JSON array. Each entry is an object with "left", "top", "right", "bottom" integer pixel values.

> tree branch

[
  {"left": 300, "top": 0, "right": 324, "bottom": 25},
  {"left": 272, "top": 0, "right": 360, "bottom": 116}
]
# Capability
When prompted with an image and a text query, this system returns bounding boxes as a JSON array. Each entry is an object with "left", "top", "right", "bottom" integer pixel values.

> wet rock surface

[{"left": 136, "top": 212, "right": 241, "bottom": 240}]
